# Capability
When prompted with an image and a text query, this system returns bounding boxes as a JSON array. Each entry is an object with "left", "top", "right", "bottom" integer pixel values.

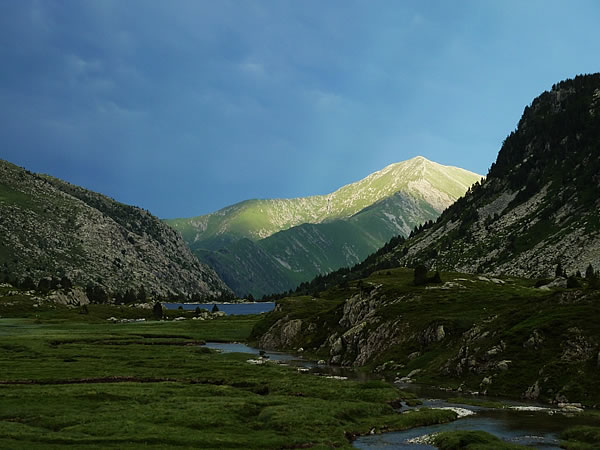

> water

[
  {"left": 353, "top": 395, "right": 598, "bottom": 449},
  {"left": 204, "top": 341, "right": 316, "bottom": 367},
  {"left": 163, "top": 302, "right": 275, "bottom": 315},
  {"left": 204, "top": 342, "right": 597, "bottom": 449},
  {"left": 354, "top": 412, "right": 562, "bottom": 449}
]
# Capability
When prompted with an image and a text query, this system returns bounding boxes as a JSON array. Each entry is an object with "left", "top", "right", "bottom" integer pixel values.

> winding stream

[{"left": 204, "top": 342, "right": 595, "bottom": 449}]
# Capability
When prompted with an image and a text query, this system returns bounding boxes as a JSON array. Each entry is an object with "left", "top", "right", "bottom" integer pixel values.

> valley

[{"left": 2, "top": 73, "right": 600, "bottom": 448}]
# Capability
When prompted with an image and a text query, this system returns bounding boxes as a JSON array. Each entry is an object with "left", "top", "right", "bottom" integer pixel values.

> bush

[
  {"left": 37, "top": 278, "right": 51, "bottom": 294},
  {"left": 20, "top": 276, "right": 36, "bottom": 290},
  {"left": 430, "top": 271, "right": 443, "bottom": 284},
  {"left": 60, "top": 276, "right": 73, "bottom": 291},
  {"left": 567, "top": 275, "right": 581, "bottom": 289},
  {"left": 153, "top": 302, "right": 163, "bottom": 320},
  {"left": 414, "top": 265, "right": 442, "bottom": 285}
]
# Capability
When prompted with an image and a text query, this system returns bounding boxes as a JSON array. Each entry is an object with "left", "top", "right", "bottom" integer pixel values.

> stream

[{"left": 204, "top": 342, "right": 596, "bottom": 449}]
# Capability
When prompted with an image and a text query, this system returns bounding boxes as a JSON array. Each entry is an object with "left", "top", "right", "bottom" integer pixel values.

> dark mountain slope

[{"left": 385, "top": 74, "right": 600, "bottom": 277}]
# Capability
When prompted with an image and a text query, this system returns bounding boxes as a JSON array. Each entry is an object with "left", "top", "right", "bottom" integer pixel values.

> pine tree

[
  {"left": 153, "top": 302, "right": 163, "bottom": 320},
  {"left": 37, "top": 278, "right": 51, "bottom": 294},
  {"left": 585, "top": 264, "right": 595, "bottom": 279},
  {"left": 567, "top": 275, "right": 581, "bottom": 289},
  {"left": 21, "top": 276, "right": 36, "bottom": 290},
  {"left": 60, "top": 276, "right": 73, "bottom": 291},
  {"left": 137, "top": 285, "right": 147, "bottom": 302},
  {"left": 555, "top": 262, "right": 564, "bottom": 278}
]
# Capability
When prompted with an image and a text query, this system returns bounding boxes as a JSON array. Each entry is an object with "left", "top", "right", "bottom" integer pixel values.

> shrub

[
  {"left": 567, "top": 276, "right": 581, "bottom": 289},
  {"left": 153, "top": 301, "right": 163, "bottom": 320}
]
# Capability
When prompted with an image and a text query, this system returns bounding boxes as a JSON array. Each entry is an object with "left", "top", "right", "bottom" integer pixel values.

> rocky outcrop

[
  {"left": 48, "top": 287, "right": 89, "bottom": 306},
  {"left": 258, "top": 318, "right": 305, "bottom": 350}
]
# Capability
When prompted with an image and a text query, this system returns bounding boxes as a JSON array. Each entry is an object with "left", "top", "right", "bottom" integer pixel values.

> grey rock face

[{"left": 258, "top": 318, "right": 304, "bottom": 350}]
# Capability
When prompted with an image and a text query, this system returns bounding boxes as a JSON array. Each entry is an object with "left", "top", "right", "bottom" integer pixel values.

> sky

[{"left": 1, "top": 1, "right": 599, "bottom": 218}]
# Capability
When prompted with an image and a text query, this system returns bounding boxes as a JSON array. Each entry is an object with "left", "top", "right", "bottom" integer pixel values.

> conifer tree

[
  {"left": 555, "top": 262, "right": 564, "bottom": 278},
  {"left": 153, "top": 302, "right": 163, "bottom": 320},
  {"left": 585, "top": 263, "right": 595, "bottom": 279}
]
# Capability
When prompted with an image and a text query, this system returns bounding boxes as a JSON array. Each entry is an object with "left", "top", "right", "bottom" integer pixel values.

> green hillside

[
  {"left": 250, "top": 74, "right": 600, "bottom": 408},
  {"left": 252, "top": 267, "right": 600, "bottom": 406},
  {"left": 192, "top": 192, "right": 460, "bottom": 298}
]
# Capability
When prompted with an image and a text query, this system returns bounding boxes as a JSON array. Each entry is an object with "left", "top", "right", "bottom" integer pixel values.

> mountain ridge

[{"left": 167, "top": 156, "right": 481, "bottom": 248}]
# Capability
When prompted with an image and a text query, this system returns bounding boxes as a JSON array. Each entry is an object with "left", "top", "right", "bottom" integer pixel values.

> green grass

[
  {"left": 433, "top": 430, "right": 528, "bottom": 449},
  {"left": 0, "top": 298, "right": 458, "bottom": 449},
  {"left": 560, "top": 426, "right": 600, "bottom": 449}
]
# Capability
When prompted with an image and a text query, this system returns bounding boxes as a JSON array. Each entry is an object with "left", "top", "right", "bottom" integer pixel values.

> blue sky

[{"left": 1, "top": 1, "right": 599, "bottom": 218}]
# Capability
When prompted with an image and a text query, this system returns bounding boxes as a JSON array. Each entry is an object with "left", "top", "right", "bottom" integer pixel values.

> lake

[{"left": 163, "top": 302, "right": 275, "bottom": 315}]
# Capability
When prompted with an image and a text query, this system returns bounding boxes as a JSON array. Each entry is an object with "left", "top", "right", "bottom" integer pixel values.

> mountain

[
  {"left": 168, "top": 157, "right": 481, "bottom": 297},
  {"left": 251, "top": 75, "right": 600, "bottom": 406},
  {"left": 0, "top": 160, "right": 232, "bottom": 300},
  {"left": 167, "top": 156, "right": 480, "bottom": 248},
  {"left": 379, "top": 74, "right": 600, "bottom": 278}
]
